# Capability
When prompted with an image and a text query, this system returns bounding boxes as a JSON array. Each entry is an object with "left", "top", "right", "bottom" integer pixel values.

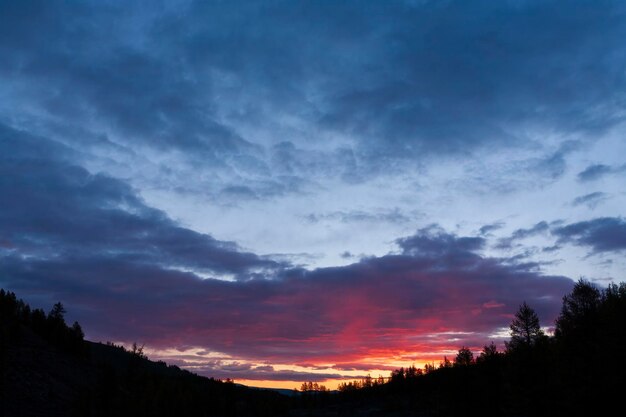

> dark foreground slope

[{"left": 0, "top": 290, "right": 289, "bottom": 417}]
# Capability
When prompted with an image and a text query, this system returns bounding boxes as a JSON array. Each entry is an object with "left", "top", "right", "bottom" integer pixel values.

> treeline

[
  {"left": 331, "top": 280, "right": 626, "bottom": 416},
  {"left": 338, "top": 374, "right": 387, "bottom": 391},
  {"left": 0, "top": 289, "right": 86, "bottom": 355},
  {"left": 298, "top": 381, "right": 329, "bottom": 392},
  {"left": 0, "top": 289, "right": 290, "bottom": 417}
]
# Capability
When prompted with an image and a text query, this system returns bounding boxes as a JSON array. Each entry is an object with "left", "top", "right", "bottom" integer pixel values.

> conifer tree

[{"left": 506, "top": 301, "right": 544, "bottom": 351}]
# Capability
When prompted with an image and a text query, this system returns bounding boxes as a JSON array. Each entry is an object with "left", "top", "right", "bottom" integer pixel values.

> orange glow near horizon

[
  {"left": 137, "top": 343, "right": 489, "bottom": 391},
  {"left": 236, "top": 358, "right": 437, "bottom": 390}
]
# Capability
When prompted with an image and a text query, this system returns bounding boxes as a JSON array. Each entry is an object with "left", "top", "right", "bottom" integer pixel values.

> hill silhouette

[
  {"left": 2, "top": 280, "right": 625, "bottom": 416},
  {"left": 0, "top": 289, "right": 289, "bottom": 417}
]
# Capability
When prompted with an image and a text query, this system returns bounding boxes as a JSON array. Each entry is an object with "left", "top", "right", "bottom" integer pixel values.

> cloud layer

[
  {"left": 2, "top": 0, "right": 626, "bottom": 385},
  {"left": 2, "top": 1, "right": 626, "bottom": 187},
  {"left": 0, "top": 125, "right": 279, "bottom": 278},
  {"left": 1, "top": 127, "right": 574, "bottom": 372}
]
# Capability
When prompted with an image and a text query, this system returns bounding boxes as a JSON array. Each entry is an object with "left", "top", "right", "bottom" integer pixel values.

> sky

[{"left": 1, "top": 0, "right": 626, "bottom": 389}]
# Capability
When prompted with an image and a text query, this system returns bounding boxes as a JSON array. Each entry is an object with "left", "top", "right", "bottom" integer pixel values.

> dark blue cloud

[
  {"left": 577, "top": 164, "right": 614, "bottom": 181},
  {"left": 553, "top": 217, "right": 626, "bottom": 253},
  {"left": 309, "top": 1, "right": 626, "bottom": 157},
  {"left": 0, "top": 124, "right": 279, "bottom": 276},
  {"left": 1, "top": 0, "right": 624, "bottom": 181},
  {"left": 0, "top": 0, "right": 258, "bottom": 177},
  {"left": 577, "top": 164, "right": 626, "bottom": 182}
]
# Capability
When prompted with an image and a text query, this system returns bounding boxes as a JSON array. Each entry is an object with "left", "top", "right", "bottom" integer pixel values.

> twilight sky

[{"left": 1, "top": 0, "right": 626, "bottom": 388}]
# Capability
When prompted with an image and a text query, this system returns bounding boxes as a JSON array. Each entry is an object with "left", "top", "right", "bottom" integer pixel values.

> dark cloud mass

[
  {"left": 2, "top": 234, "right": 572, "bottom": 364},
  {"left": 0, "top": 124, "right": 279, "bottom": 277},
  {"left": 1, "top": 0, "right": 625, "bottom": 180},
  {"left": 553, "top": 217, "right": 626, "bottom": 253},
  {"left": 397, "top": 226, "right": 485, "bottom": 257}
]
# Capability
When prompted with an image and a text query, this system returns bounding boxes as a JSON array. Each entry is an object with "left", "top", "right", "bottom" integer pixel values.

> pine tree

[
  {"left": 506, "top": 301, "right": 544, "bottom": 351},
  {"left": 48, "top": 302, "right": 66, "bottom": 324}
]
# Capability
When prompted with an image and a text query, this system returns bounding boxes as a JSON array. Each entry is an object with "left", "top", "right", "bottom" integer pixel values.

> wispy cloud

[
  {"left": 496, "top": 222, "right": 550, "bottom": 250},
  {"left": 577, "top": 164, "right": 626, "bottom": 182},
  {"left": 571, "top": 192, "right": 610, "bottom": 209}
]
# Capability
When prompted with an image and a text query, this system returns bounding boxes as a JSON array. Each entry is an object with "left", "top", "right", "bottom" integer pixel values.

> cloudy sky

[{"left": 2, "top": 0, "right": 626, "bottom": 388}]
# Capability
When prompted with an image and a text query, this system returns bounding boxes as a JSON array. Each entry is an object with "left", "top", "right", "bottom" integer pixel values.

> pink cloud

[{"left": 5, "top": 229, "right": 573, "bottom": 376}]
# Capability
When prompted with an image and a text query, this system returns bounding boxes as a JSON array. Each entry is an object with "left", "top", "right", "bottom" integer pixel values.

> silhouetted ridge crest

[{"left": 0, "top": 289, "right": 289, "bottom": 417}]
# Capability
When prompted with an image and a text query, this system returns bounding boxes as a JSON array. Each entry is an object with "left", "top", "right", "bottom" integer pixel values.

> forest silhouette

[{"left": 1, "top": 279, "right": 625, "bottom": 416}]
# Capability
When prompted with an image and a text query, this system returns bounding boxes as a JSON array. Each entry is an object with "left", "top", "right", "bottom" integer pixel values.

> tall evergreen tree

[
  {"left": 48, "top": 302, "right": 66, "bottom": 324},
  {"left": 555, "top": 279, "right": 601, "bottom": 339},
  {"left": 506, "top": 301, "right": 544, "bottom": 351}
]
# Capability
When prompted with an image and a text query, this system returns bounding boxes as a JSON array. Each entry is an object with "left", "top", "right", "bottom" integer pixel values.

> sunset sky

[{"left": 2, "top": 0, "right": 626, "bottom": 389}]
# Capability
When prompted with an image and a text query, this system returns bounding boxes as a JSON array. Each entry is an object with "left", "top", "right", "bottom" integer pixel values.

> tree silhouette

[
  {"left": 506, "top": 301, "right": 544, "bottom": 351},
  {"left": 440, "top": 356, "right": 452, "bottom": 368},
  {"left": 71, "top": 321, "right": 84, "bottom": 340},
  {"left": 1, "top": 289, "right": 293, "bottom": 417},
  {"left": 454, "top": 346, "right": 473, "bottom": 366},
  {"left": 477, "top": 342, "right": 499, "bottom": 363},
  {"left": 555, "top": 279, "right": 601, "bottom": 339},
  {"left": 131, "top": 342, "right": 146, "bottom": 358},
  {"left": 48, "top": 302, "right": 66, "bottom": 323}
]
